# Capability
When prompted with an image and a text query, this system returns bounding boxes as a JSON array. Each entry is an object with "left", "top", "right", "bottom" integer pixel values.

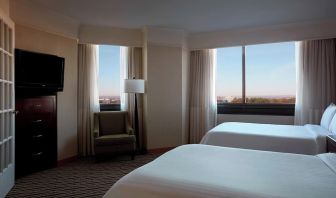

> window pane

[
  {"left": 245, "top": 42, "right": 296, "bottom": 104},
  {"left": 216, "top": 46, "right": 243, "bottom": 103},
  {"left": 98, "top": 45, "right": 121, "bottom": 105}
]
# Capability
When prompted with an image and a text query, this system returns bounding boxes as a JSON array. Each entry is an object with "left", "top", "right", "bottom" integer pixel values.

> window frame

[
  {"left": 217, "top": 103, "right": 295, "bottom": 115},
  {"left": 217, "top": 44, "right": 295, "bottom": 116},
  {"left": 99, "top": 104, "right": 121, "bottom": 111}
]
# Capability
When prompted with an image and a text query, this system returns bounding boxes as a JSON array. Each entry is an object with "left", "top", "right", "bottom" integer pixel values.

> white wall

[
  {"left": 10, "top": 0, "right": 79, "bottom": 39},
  {"left": 15, "top": 25, "right": 78, "bottom": 161},
  {"left": 181, "top": 47, "right": 189, "bottom": 144},
  {"left": 79, "top": 25, "right": 142, "bottom": 47},
  {"left": 143, "top": 27, "right": 188, "bottom": 149},
  {"left": 145, "top": 27, "right": 187, "bottom": 47},
  {"left": 145, "top": 45, "right": 183, "bottom": 148},
  {"left": 0, "top": 0, "right": 9, "bottom": 15}
]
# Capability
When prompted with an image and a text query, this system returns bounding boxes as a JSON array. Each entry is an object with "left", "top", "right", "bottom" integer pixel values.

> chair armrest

[
  {"left": 93, "top": 129, "right": 99, "bottom": 138},
  {"left": 127, "top": 126, "right": 134, "bottom": 135},
  {"left": 93, "top": 113, "right": 99, "bottom": 138}
]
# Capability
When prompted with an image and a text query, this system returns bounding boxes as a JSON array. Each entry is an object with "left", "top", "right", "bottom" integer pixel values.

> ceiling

[{"left": 29, "top": 0, "right": 336, "bottom": 33}]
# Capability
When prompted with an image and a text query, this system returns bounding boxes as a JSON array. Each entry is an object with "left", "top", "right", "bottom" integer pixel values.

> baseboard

[
  {"left": 57, "top": 155, "right": 78, "bottom": 167},
  {"left": 147, "top": 147, "right": 175, "bottom": 154}
]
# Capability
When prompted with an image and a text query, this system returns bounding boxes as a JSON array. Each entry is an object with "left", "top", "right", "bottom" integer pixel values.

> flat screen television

[{"left": 15, "top": 49, "right": 65, "bottom": 91}]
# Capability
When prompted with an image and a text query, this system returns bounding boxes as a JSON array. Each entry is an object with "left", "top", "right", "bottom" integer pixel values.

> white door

[{"left": 0, "top": 8, "right": 15, "bottom": 198}]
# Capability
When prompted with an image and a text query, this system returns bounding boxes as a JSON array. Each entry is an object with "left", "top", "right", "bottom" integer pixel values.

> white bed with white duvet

[
  {"left": 200, "top": 122, "right": 330, "bottom": 154},
  {"left": 104, "top": 144, "right": 336, "bottom": 198},
  {"left": 200, "top": 104, "right": 336, "bottom": 155}
]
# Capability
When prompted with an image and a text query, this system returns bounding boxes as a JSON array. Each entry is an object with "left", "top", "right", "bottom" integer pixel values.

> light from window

[
  {"left": 245, "top": 42, "right": 296, "bottom": 104},
  {"left": 98, "top": 45, "right": 121, "bottom": 105},
  {"left": 216, "top": 47, "right": 243, "bottom": 103},
  {"left": 216, "top": 41, "right": 296, "bottom": 104}
]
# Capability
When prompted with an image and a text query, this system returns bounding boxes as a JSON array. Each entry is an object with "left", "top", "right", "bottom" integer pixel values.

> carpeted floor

[{"left": 6, "top": 154, "right": 159, "bottom": 198}]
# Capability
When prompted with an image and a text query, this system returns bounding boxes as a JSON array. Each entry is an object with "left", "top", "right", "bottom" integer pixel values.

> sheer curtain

[
  {"left": 120, "top": 47, "right": 128, "bottom": 111},
  {"left": 295, "top": 39, "right": 336, "bottom": 125},
  {"left": 120, "top": 46, "right": 146, "bottom": 151},
  {"left": 189, "top": 49, "right": 217, "bottom": 143},
  {"left": 77, "top": 44, "right": 100, "bottom": 156}
]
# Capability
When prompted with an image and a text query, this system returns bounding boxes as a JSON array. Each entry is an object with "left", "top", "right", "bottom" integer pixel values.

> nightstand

[{"left": 327, "top": 135, "right": 336, "bottom": 153}]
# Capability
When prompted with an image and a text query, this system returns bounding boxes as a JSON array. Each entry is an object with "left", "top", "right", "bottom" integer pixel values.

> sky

[
  {"left": 98, "top": 45, "right": 120, "bottom": 97},
  {"left": 216, "top": 41, "right": 296, "bottom": 97}
]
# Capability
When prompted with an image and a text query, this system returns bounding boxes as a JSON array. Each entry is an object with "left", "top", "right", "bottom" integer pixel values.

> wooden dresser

[{"left": 15, "top": 93, "right": 57, "bottom": 178}]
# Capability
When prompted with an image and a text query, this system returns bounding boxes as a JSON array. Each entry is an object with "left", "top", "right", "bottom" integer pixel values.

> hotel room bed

[
  {"left": 200, "top": 122, "right": 331, "bottom": 155},
  {"left": 104, "top": 144, "right": 336, "bottom": 198}
]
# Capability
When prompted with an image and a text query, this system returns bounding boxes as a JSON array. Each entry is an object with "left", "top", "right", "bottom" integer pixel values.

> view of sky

[
  {"left": 98, "top": 42, "right": 296, "bottom": 98},
  {"left": 216, "top": 42, "right": 296, "bottom": 97},
  {"left": 98, "top": 45, "right": 120, "bottom": 97}
]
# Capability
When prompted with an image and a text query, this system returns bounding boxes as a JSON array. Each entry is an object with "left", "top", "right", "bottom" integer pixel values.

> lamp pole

[
  {"left": 124, "top": 78, "right": 145, "bottom": 153},
  {"left": 134, "top": 92, "right": 140, "bottom": 150}
]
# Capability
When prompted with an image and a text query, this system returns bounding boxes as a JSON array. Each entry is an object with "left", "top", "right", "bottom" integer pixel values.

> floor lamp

[{"left": 124, "top": 79, "right": 145, "bottom": 151}]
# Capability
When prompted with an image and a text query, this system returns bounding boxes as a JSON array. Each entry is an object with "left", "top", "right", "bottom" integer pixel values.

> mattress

[
  {"left": 104, "top": 144, "right": 336, "bottom": 198},
  {"left": 200, "top": 122, "right": 331, "bottom": 155}
]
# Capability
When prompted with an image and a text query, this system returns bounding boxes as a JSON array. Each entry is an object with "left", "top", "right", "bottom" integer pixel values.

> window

[
  {"left": 216, "top": 47, "right": 243, "bottom": 103},
  {"left": 216, "top": 42, "right": 296, "bottom": 115},
  {"left": 98, "top": 45, "right": 121, "bottom": 111}
]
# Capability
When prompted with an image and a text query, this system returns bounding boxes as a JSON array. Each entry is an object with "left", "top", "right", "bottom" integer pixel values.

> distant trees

[
  {"left": 218, "top": 97, "right": 295, "bottom": 104},
  {"left": 231, "top": 98, "right": 243, "bottom": 103},
  {"left": 245, "top": 97, "right": 295, "bottom": 104}
]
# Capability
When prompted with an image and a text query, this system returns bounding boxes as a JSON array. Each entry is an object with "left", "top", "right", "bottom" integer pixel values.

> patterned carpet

[{"left": 7, "top": 154, "right": 160, "bottom": 198}]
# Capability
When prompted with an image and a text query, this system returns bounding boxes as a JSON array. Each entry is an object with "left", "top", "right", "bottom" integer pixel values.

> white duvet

[
  {"left": 104, "top": 144, "right": 336, "bottom": 198},
  {"left": 200, "top": 122, "right": 331, "bottom": 155}
]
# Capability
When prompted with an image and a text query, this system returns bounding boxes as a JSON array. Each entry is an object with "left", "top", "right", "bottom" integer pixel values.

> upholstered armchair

[{"left": 94, "top": 111, "right": 136, "bottom": 160}]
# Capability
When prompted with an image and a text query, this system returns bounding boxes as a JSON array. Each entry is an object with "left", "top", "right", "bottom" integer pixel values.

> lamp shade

[{"left": 124, "top": 79, "right": 145, "bottom": 93}]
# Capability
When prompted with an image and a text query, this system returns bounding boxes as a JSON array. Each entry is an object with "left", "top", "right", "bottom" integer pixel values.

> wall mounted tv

[{"left": 15, "top": 49, "right": 65, "bottom": 92}]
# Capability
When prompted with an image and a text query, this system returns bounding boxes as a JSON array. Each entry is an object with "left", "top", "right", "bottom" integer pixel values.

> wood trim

[
  {"left": 147, "top": 147, "right": 175, "bottom": 155},
  {"left": 99, "top": 104, "right": 121, "bottom": 111},
  {"left": 57, "top": 155, "right": 78, "bottom": 167}
]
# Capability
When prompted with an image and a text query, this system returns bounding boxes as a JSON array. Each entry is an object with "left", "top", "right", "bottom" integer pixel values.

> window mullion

[{"left": 242, "top": 46, "right": 246, "bottom": 104}]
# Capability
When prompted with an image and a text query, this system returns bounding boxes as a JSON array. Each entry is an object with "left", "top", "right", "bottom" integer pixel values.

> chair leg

[{"left": 131, "top": 151, "right": 135, "bottom": 160}]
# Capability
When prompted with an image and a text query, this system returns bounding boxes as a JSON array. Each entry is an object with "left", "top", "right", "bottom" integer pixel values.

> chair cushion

[
  {"left": 95, "top": 134, "right": 135, "bottom": 146},
  {"left": 99, "top": 112, "right": 126, "bottom": 135},
  {"left": 95, "top": 144, "right": 135, "bottom": 155}
]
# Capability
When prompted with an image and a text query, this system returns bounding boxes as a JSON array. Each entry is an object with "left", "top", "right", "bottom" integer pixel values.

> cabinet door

[{"left": 0, "top": 7, "right": 15, "bottom": 198}]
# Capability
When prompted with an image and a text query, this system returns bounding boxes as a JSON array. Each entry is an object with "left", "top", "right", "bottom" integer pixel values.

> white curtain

[
  {"left": 295, "top": 39, "right": 336, "bottom": 125},
  {"left": 77, "top": 44, "right": 100, "bottom": 156},
  {"left": 189, "top": 49, "right": 217, "bottom": 143},
  {"left": 120, "top": 47, "right": 128, "bottom": 111},
  {"left": 120, "top": 46, "right": 146, "bottom": 151}
]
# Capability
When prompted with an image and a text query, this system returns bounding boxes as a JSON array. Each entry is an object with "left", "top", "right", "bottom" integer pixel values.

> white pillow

[
  {"left": 320, "top": 103, "right": 336, "bottom": 129},
  {"left": 329, "top": 114, "right": 336, "bottom": 133}
]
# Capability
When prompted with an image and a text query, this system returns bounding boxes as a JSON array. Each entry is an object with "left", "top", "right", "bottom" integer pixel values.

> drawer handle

[
  {"left": 34, "top": 104, "right": 42, "bottom": 108},
  {"left": 33, "top": 134, "right": 43, "bottom": 138},
  {"left": 33, "top": 119, "right": 42, "bottom": 123},
  {"left": 32, "top": 152, "right": 43, "bottom": 156}
]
